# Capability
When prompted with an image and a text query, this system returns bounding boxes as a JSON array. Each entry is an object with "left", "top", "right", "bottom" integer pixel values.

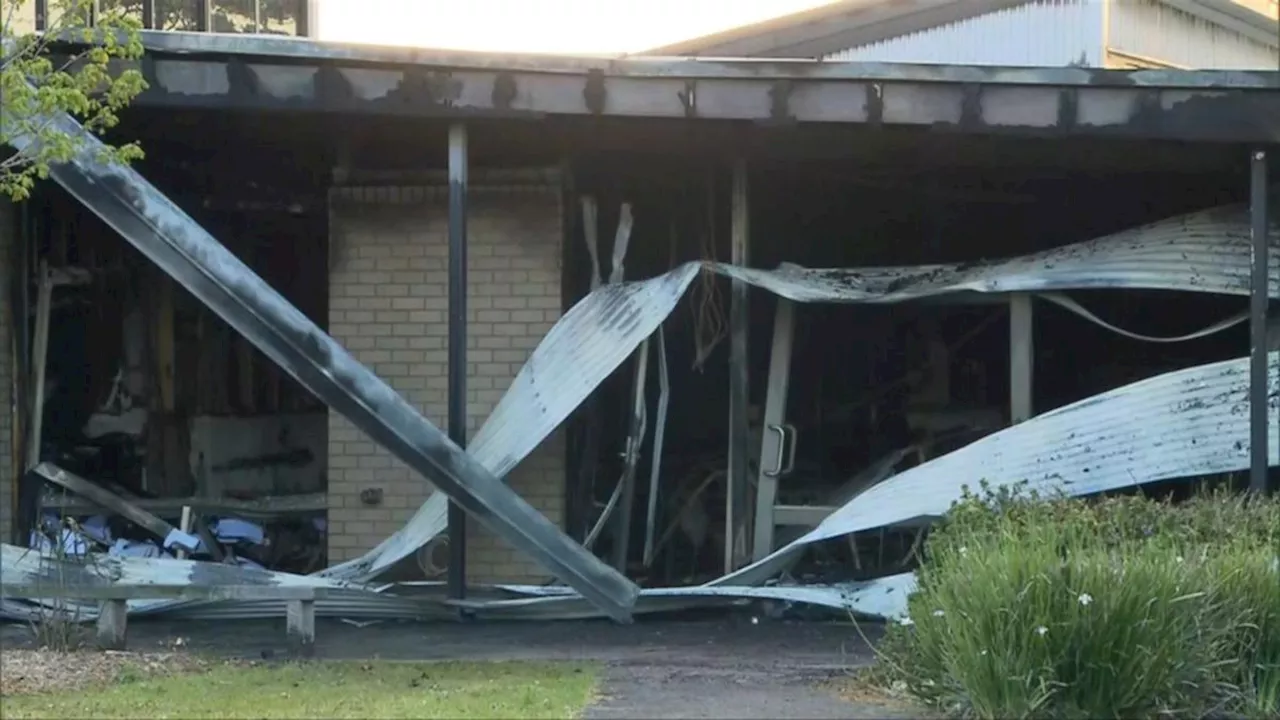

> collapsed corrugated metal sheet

[
  {"left": 6, "top": 348, "right": 1273, "bottom": 623},
  {"left": 1, "top": 76, "right": 640, "bottom": 623},
  {"left": 714, "top": 350, "right": 1280, "bottom": 589},
  {"left": 322, "top": 268, "right": 701, "bottom": 581},
  {"left": 719, "top": 202, "right": 1279, "bottom": 302},
  {"left": 329, "top": 202, "right": 1280, "bottom": 585},
  {"left": 306, "top": 349, "right": 1280, "bottom": 620},
  {"left": 0, "top": 532, "right": 914, "bottom": 622},
  {"left": 0, "top": 542, "right": 363, "bottom": 620}
]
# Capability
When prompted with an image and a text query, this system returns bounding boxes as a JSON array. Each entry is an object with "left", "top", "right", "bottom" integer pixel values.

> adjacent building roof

[{"left": 645, "top": 0, "right": 1279, "bottom": 59}]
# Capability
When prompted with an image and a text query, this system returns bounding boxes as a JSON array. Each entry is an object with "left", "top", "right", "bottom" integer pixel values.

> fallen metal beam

[{"left": 2, "top": 97, "right": 640, "bottom": 623}]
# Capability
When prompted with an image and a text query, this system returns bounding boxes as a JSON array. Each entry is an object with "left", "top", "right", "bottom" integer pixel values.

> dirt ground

[
  {"left": 0, "top": 613, "right": 911, "bottom": 719},
  {"left": 0, "top": 648, "right": 213, "bottom": 695}
]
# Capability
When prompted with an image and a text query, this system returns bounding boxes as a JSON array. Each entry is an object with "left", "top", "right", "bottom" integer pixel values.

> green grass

[
  {"left": 2, "top": 660, "right": 600, "bottom": 719},
  {"left": 870, "top": 483, "right": 1280, "bottom": 719}
]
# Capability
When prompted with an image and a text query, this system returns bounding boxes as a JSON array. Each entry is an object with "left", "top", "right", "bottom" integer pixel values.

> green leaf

[{"left": 2, "top": 0, "right": 148, "bottom": 202}]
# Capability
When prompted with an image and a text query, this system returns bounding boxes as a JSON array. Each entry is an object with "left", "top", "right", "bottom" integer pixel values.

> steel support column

[
  {"left": 1249, "top": 148, "right": 1270, "bottom": 494},
  {"left": 725, "top": 160, "right": 751, "bottom": 573},
  {"left": 751, "top": 298, "right": 796, "bottom": 562},
  {"left": 195, "top": 0, "right": 211, "bottom": 31},
  {"left": 1009, "top": 293, "right": 1034, "bottom": 424},
  {"left": 295, "top": 0, "right": 309, "bottom": 37},
  {"left": 447, "top": 122, "right": 469, "bottom": 599}
]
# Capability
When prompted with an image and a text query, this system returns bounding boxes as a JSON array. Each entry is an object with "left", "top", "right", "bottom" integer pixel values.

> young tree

[{"left": 1, "top": 0, "right": 147, "bottom": 201}]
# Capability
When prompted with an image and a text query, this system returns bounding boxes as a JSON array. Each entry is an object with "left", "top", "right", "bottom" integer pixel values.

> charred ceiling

[{"left": 46, "top": 30, "right": 1280, "bottom": 144}]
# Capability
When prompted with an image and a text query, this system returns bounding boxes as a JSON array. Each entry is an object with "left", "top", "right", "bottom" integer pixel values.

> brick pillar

[{"left": 326, "top": 181, "right": 566, "bottom": 584}]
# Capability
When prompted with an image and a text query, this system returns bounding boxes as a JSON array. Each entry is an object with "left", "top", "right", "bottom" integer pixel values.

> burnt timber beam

[
  {"left": 112, "top": 32, "right": 1280, "bottom": 144},
  {"left": 725, "top": 159, "right": 751, "bottom": 573},
  {"left": 2, "top": 88, "right": 641, "bottom": 625}
]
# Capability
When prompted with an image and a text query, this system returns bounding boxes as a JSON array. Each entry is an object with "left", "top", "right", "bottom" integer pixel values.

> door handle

[
  {"left": 780, "top": 423, "right": 798, "bottom": 476},
  {"left": 764, "top": 424, "right": 799, "bottom": 478}
]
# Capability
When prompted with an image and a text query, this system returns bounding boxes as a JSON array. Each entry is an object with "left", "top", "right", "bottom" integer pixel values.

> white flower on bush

[
  {"left": 899, "top": 616, "right": 914, "bottom": 626},
  {"left": 1035, "top": 626, "right": 1048, "bottom": 637},
  {"left": 1175, "top": 556, "right": 1184, "bottom": 564},
  {"left": 1077, "top": 593, "right": 1093, "bottom": 606},
  {"left": 932, "top": 610, "right": 945, "bottom": 618},
  {"left": 959, "top": 546, "right": 968, "bottom": 556},
  {"left": 980, "top": 650, "right": 989, "bottom": 657}
]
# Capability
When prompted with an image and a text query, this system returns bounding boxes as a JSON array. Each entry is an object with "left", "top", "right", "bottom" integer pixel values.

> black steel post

[
  {"left": 34, "top": 0, "right": 47, "bottom": 30},
  {"left": 141, "top": 0, "right": 155, "bottom": 28},
  {"left": 195, "top": 0, "right": 211, "bottom": 31},
  {"left": 447, "top": 123, "right": 469, "bottom": 600},
  {"left": 295, "top": 0, "right": 309, "bottom": 37},
  {"left": 1249, "top": 148, "right": 1269, "bottom": 494}
]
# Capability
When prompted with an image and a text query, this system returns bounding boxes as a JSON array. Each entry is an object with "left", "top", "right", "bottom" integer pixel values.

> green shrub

[{"left": 873, "top": 484, "right": 1280, "bottom": 719}]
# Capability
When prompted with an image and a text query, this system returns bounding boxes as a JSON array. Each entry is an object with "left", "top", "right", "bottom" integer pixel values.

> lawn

[{"left": 1, "top": 658, "right": 599, "bottom": 719}]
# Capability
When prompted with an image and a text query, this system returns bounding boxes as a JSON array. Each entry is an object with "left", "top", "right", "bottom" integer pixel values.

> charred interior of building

[
  {"left": 12, "top": 109, "right": 331, "bottom": 573},
  {"left": 565, "top": 130, "right": 1258, "bottom": 590},
  {"left": 11, "top": 103, "right": 1265, "bottom": 597}
]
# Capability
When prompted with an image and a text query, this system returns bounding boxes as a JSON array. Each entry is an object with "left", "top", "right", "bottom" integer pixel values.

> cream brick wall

[
  {"left": 326, "top": 182, "right": 565, "bottom": 584},
  {"left": 0, "top": 199, "right": 14, "bottom": 544}
]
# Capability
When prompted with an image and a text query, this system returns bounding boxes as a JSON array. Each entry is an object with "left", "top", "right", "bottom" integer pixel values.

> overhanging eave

[{"left": 112, "top": 31, "right": 1280, "bottom": 144}]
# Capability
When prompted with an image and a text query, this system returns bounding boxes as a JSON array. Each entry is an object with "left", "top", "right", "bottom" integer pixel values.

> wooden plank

[
  {"left": 610, "top": 340, "right": 649, "bottom": 572},
  {"left": 237, "top": 336, "right": 256, "bottom": 414},
  {"left": 25, "top": 263, "right": 52, "bottom": 472},
  {"left": 725, "top": 159, "right": 751, "bottom": 573},
  {"left": 96, "top": 599, "right": 128, "bottom": 650},
  {"left": 38, "top": 491, "right": 328, "bottom": 519},
  {"left": 175, "top": 506, "right": 193, "bottom": 559},
  {"left": 286, "top": 599, "right": 316, "bottom": 658},
  {"left": 2, "top": 583, "right": 326, "bottom": 602},
  {"left": 156, "top": 275, "right": 176, "bottom": 413},
  {"left": 193, "top": 516, "right": 226, "bottom": 562}
]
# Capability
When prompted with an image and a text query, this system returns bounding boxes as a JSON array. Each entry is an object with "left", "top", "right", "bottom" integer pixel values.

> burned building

[{"left": 0, "top": 29, "right": 1276, "bottom": 625}]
